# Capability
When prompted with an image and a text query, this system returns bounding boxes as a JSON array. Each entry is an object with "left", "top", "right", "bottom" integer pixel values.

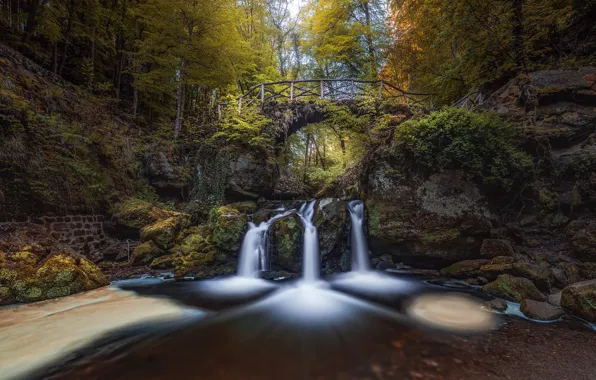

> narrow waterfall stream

[
  {"left": 347, "top": 200, "right": 371, "bottom": 272},
  {"left": 297, "top": 200, "right": 320, "bottom": 282},
  {"left": 237, "top": 210, "right": 294, "bottom": 278}
]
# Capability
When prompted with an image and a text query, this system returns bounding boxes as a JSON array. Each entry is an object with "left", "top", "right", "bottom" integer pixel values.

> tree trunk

[
  {"left": 361, "top": 0, "right": 376, "bottom": 78},
  {"left": 512, "top": 0, "right": 526, "bottom": 74},
  {"left": 20, "top": 0, "right": 43, "bottom": 52},
  {"left": 303, "top": 133, "right": 311, "bottom": 182},
  {"left": 52, "top": 42, "right": 58, "bottom": 74},
  {"left": 175, "top": 84, "right": 186, "bottom": 138},
  {"left": 340, "top": 137, "right": 346, "bottom": 168}
]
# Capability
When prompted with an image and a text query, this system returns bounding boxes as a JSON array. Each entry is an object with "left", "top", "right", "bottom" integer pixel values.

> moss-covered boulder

[
  {"left": 1, "top": 252, "right": 108, "bottom": 305},
  {"left": 482, "top": 274, "right": 545, "bottom": 302},
  {"left": 209, "top": 205, "right": 247, "bottom": 252},
  {"left": 440, "top": 259, "right": 490, "bottom": 278},
  {"left": 480, "top": 239, "right": 515, "bottom": 259},
  {"left": 140, "top": 217, "right": 182, "bottom": 250},
  {"left": 112, "top": 198, "right": 177, "bottom": 229},
  {"left": 130, "top": 241, "right": 165, "bottom": 266},
  {"left": 561, "top": 280, "right": 596, "bottom": 322},
  {"left": 168, "top": 229, "right": 217, "bottom": 277},
  {"left": 269, "top": 212, "right": 303, "bottom": 272}
]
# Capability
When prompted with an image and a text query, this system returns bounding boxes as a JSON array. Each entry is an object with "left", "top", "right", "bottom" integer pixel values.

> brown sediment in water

[{"left": 0, "top": 287, "right": 187, "bottom": 380}]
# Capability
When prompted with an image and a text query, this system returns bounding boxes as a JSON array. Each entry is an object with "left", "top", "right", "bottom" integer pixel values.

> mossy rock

[
  {"left": 313, "top": 200, "right": 348, "bottom": 258},
  {"left": 561, "top": 280, "right": 596, "bottom": 322},
  {"left": 440, "top": 259, "right": 490, "bottom": 279},
  {"left": 482, "top": 274, "right": 545, "bottom": 302},
  {"left": 209, "top": 205, "right": 247, "bottom": 252},
  {"left": 130, "top": 241, "right": 165, "bottom": 266},
  {"left": 511, "top": 262, "right": 552, "bottom": 291},
  {"left": 112, "top": 198, "right": 175, "bottom": 229},
  {"left": 269, "top": 212, "right": 304, "bottom": 272},
  {"left": 7, "top": 250, "right": 39, "bottom": 266},
  {"left": 140, "top": 217, "right": 181, "bottom": 250},
  {"left": 150, "top": 254, "right": 178, "bottom": 270},
  {"left": 174, "top": 251, "right": 216, "bottom": 278}
]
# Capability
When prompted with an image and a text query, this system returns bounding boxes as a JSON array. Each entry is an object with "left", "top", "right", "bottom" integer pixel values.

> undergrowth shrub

[{"left": 394, "top": 108, "right": 534, "bottom": 191}]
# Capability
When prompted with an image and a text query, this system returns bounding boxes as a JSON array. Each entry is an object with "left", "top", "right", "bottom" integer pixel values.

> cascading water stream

[
  {"left": 297, "top": 200, "right": 320, "bottom": 282},
  {"left": 237, "top": 210, "right": 294, "bottom": 278},
  {"left": 347, "top": 200, "right": 370, "bottom": 272}
]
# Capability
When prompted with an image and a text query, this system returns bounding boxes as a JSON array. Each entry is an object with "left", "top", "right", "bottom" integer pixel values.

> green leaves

[{"left": 394, "top": 108, "right": 533, "bottom": 191}]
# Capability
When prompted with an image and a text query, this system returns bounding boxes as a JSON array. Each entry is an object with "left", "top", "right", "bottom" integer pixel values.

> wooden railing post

[
  {"left": 261, "top": 83, "right": 265, "bottom": 104},
  {"left": 290, "top": 81, "right": 294, "bottom": 101},
  {"left": 320, "top": 80, "right": 324, "bottom": 99},
  {"left": 238, "top": 97, "right": 242, "bottom": 114}
]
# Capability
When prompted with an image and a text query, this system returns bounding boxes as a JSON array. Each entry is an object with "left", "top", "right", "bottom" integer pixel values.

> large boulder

[
  {"left": 520, "top": 299, "right": 565, "bottom": 321},
  {"left": 366, "top": 170, "right": 493, "bottom": 267},
  {"left": 571, "top": 224, "right": 596, "bottom": 261},
  {"left": 1, "top": 252, "right": 108, "bottom": 305},
  {"left": 111, "top": 198, "right": 179, "bottom": 230},
  {"left": 140, "top": 216, "right": 188, "bottom": 250},
  {"left": 561, "top": 280, "right": 596, "bottom": 322},
  {"left": 482, "top": 274, "right": 545, "bottom": 302},
  {"left": 269, "top": 212, "right": 303, "bottom": 272},
  {"left": 313, "top": 199, "right": 349, "bottom": 260},
  {"left": 209, "top": 205, "right": 247, "bottom": 252}
]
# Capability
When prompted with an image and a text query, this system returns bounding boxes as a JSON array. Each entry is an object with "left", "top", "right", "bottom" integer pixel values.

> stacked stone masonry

[{"left": 0, "top": 215, "right": 105, "bottom": 254}]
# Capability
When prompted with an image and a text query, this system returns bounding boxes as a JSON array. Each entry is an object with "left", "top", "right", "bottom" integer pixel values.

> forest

[{"left": 1, "top": 1, "right": 596, "bottom": 379}]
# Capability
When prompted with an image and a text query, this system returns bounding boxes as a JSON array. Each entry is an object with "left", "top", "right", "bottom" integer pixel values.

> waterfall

[
  {"left": 347, "top": 200, "right": 370, "bottom": 272},
  {"left": 237, "top": 222, "right": 269, "bottom": 278},
  {"left": 237, "top": 210, "right": 294, "bottom": 278},
  {"left": 298, "top": 200, "right": 320, "bottom": 282}
]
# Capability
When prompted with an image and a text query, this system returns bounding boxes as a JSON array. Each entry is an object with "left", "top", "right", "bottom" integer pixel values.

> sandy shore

[{"left": 0, "top": 287, "right": 192, "bottom": 380}]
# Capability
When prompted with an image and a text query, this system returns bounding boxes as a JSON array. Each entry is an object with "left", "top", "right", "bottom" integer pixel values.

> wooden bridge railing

[{"left": 216, "top": 79, "right": 434, "bottom": 118}]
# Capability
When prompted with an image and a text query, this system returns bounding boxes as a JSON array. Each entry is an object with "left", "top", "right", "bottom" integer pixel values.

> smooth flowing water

[
  {"left": 298, "top": 200, "right": 320, "bottom": 282},
  {"left": 347, "top": 200, "right": 370, "bottom": 272},
  {"left": 237, "top": 210, "right": 294, "bottom": 278}
]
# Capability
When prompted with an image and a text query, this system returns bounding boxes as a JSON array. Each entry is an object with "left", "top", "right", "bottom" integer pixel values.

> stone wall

[{"left": 0, "top": 215, "right": 105, "bottom": 254}]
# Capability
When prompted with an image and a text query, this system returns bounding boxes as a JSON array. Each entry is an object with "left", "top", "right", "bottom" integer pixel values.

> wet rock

[
  {"left": 520, "top": 299, "right": 565, "bottom": 321},
  {"left": 130, "top": 241, "right": 165, "bottom": 266},
  {"left": 510, "top": 262, "right": 553, "bottom": 291},
  {"left": 440, "top": 259, "right": 490, "bottom": 279},
  {"left": 269, "top": 212, "right": 304, "bottom": 273},
  {"left": 480, "top": 239, "right": 515, "bottom": 259},
  {"left": 482, "top": 274, "right": 545, "bottom": 302},
  {"left": 481, "top": 298, "right": 508, "bottom": 312},
  {"left": 313, "top": 200, "right": 348, "bottom": 259},
  {"left": 548, "top": 291, "right": 562, "bottom": 307},
  {"left": 561, "top": 280, "right": 596, "bottom": 322},
  {"left": 209, "top": 205, "right": 247, "bottom": 252},
  {"left": 149, "top": 255, "right": 177, "bottom": 270}
]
